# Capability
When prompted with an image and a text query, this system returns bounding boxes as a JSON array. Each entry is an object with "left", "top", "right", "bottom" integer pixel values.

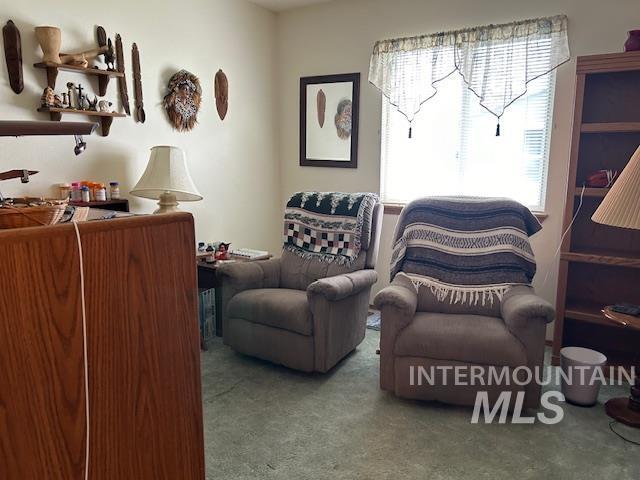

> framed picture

[{"left": 300, "top": 73, "right": 360, "bottom": 168}]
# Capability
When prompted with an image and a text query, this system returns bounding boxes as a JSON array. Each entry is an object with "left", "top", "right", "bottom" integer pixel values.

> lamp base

[
  {"left": 154, "top": 192, "right": 180, "bottom": 214},
  {"left": 605, "top": 371, "right": 640, "bottom": 428},
  {"left": 605, "top": 397, "right": 640, "bottom": 428}
]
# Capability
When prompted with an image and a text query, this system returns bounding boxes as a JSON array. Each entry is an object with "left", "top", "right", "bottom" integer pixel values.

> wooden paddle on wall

[
  {"left": 3, "top": 20, "right": 23, "bottom": 94},
  {"left": 132, "top": 43, "right": 145, "bottom": 123},
  {"left": 115, "top": 34, "right": 130, "bottom": 115}
]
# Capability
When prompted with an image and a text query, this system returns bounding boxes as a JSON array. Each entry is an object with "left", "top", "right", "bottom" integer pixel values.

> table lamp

[
  {"left": 131, "top": 146, "right": 202, "bottom": 214},
  {"left": 592, "top": 144, "right": 640, "bottom": 428}
]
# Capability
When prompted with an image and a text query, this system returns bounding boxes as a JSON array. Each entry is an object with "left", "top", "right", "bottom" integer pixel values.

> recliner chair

[
  {"left": 374, "top": 198, "right": 555, "bottom": 409},
  {"left": 218, "top": 201, "right": 383, "bottom": 373}
]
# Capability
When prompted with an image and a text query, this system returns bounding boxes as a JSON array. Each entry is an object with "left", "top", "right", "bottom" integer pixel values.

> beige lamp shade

[
  {"left": 592, "top": 145, "right": 640, "bottom": 230},
  {"left": 131, "top": 146, "right": 202, "bottom": 201}
]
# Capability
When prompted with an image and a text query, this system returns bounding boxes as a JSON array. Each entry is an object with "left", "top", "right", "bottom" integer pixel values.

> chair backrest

[
  {"left": 392, "top": 196, "right": 539, "bottom": 317},
  {"left": 281, "top": 202, "right": 383, "bottom": 291}
]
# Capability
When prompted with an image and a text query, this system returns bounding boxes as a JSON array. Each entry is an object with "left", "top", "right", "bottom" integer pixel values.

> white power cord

[
  {"left": 540, "top": 185, "right": 586, "bottom": 288},
  {"left": 73, "top": 221, "right": 90, "bottom": 480}
]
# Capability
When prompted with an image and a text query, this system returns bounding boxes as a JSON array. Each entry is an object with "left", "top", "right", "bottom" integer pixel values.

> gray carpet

[{"left": 201, "top": 331, "right": 640, "bottom": 480}]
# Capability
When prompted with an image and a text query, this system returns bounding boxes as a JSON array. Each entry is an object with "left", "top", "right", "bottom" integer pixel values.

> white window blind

[{"left": 380, "top": 69, "right": 555, "bottom": 212}]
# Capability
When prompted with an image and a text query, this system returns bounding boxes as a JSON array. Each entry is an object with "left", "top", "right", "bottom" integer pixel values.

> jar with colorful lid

[{"left": 80, "top": 186, "right": 90, "bottom": 203}]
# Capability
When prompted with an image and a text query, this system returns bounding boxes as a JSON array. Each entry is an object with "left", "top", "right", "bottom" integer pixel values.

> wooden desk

[{"left": 0, "top": 213, "right": 205, "bottom": 479}]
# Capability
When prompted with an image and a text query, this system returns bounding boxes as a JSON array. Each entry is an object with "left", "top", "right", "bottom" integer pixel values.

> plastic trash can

[{"left": 560, "top": 346, "right": 607, "bottom": 406}]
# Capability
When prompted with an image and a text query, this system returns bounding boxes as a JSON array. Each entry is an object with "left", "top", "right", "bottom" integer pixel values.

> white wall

[
  {"left": 0, "top": 0, "right": 282, "bottom": 254},
  {"left": 276, "top": 0, "right": 640, "bottom": 336}
]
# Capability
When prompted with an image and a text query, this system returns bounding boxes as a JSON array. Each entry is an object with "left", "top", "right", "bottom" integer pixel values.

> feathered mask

[{"left": 163, "top": 70, "right": 202, "bottom": 132}]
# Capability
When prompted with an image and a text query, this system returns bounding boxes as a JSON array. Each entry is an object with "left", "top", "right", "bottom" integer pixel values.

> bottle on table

[
  {"left": 95, "top": 184, "right": 107, "bottom": 202},
  {"left": 109, "top": 182, "right": 120, "bottom": 200},
  {"left": 80, "top": 186, "right": 90, "bottom": 203}
]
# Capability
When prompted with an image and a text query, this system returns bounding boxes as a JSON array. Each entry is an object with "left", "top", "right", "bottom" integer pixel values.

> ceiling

[{"left": 248, "top": 0, "right": 335, "bottom": 12}]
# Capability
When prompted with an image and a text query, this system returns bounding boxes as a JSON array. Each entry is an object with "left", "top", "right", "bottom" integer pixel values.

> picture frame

[{"left": 299, "top": 73, "right": 360, "bottom": 168}]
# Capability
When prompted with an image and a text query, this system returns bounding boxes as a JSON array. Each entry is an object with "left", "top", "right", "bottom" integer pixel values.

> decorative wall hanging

[
  {"left": 163, "top": 70, "right": 202, "bottom": 132},
  {"left": 300, "top": 73, "right": 360, "bottom": 168},
  {"left": 132, "top": 43, "right": 145, "bottom": 123},
  {"left": 115, "top": 34, "right": 130, "bottom": 115},
  {"left": 369, "top": 15, "right": 570, "bottom": 136},
  {"left": 214, "top": 69, "right": 228, "bottom": 120},
  {"left": 3, "top": 20, "right": 23, "bottom": 94},
  {"left": 316, "top": 89, "right": 325, "bottom": 127},
  {"left": 96, "top": 26, "right": 115, "bottom": 70}
]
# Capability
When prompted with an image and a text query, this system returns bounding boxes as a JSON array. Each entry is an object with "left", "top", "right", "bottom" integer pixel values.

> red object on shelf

[
  {"left": 585, "top": 169, "right": 617, "bottom": 188},
  {"left": 214, "top": 242, "right": 231, "bottom": 260}
]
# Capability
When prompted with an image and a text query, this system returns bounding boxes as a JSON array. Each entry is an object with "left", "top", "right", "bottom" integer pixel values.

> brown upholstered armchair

[
  {"left": 218, "top": 202, "right": 383, "bottom": 373},
  {"left": 374, "top": 274, "right": 555, "bottom": 409}
]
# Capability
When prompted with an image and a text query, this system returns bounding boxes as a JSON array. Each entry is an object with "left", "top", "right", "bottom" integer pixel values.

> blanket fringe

[
  {"left": 398, "top": 273, "right": 514, "bottom": 306},
  {"left": 283, "top": 244, "right": 356, "bottom": 267}
]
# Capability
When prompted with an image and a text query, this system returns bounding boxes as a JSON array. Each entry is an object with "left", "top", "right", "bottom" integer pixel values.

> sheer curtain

[
  {"left": 380, "top": 71, "right": 555, "bottom": 210},
  {"left": 369, "top": 15, "right": 569, "bottom": 134}
]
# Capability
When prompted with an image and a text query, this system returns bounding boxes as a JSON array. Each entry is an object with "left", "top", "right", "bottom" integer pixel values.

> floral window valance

[{"left": 368, "top": 15, "right": 570, "bottom": 136}]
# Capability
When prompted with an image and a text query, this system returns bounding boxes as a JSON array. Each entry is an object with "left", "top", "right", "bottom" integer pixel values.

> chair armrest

[
  {"left": 374, "top": 274, "right": 419, "bottom": 391},
  {"left": 373, "top": 274, "right": 418, "bottom": 318},
  {"left": 307, "top": 269, "right": 378, "bottom": 302},
  {"left": 501, "top": 285, "right": 554, "bottom": 330},
  {"left": 217, "top": 258, "right": 281, "bottom": 292}
]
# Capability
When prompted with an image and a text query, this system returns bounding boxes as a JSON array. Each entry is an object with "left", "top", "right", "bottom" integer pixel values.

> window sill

[{"left": 383, "top": 202, "right": 548, "bottom": 222}]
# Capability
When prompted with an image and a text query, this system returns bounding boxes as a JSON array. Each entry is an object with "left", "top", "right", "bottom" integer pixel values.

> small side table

[{"left": 602, "top": 306, "right": 640, "bottom": 428}]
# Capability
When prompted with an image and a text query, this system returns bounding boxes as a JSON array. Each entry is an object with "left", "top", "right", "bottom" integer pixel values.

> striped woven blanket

[
  {"left": 284, "top": 192, "right": 378, "bottom": 265},
  {"left": 391, "top": 197, "right": 541, "bottom": 305}
]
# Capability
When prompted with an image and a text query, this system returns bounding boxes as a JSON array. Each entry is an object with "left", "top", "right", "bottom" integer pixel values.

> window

[{"left": 380, "top": 71, "right": 555, "bottom": 212}]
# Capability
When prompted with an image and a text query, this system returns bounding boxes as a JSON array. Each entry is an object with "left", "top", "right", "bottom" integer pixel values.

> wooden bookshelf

[{"left": 552, "top": 52, "right": 640, "bottom": 368}]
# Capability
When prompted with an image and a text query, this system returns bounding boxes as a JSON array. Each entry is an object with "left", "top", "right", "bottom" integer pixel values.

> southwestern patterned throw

[
  {"left": 284, "top": 192, "right": 379, "bottom": 265},
  {"left": 391, "top": 197, "right": 541, "bottom": 305}
]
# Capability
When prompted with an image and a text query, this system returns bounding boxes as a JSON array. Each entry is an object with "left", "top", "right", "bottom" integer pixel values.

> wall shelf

[
  {"left": 70, "top": 199, "right": 129, "bottom": 212},
  {"left": 34, "top": 62, "right": 123, "bottom": 96},
  {"left": 37, "top": 107, "right": 125, "bottom": 137}
]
